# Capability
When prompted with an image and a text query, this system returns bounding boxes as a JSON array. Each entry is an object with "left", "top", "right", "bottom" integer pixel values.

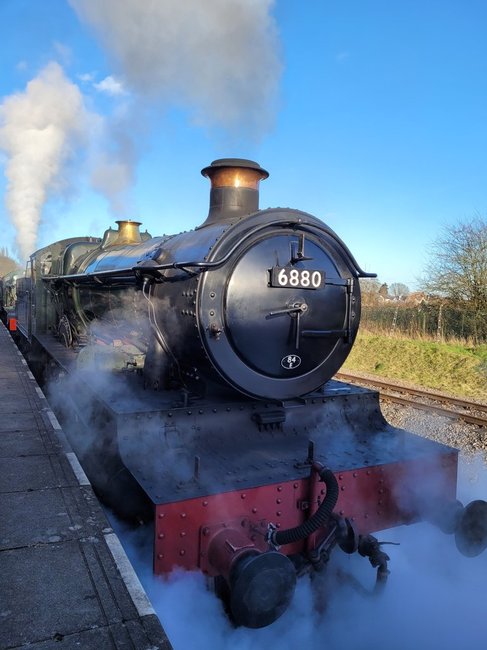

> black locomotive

[{"left": 5, "top": 159, "right": 487, "bottom": 628}]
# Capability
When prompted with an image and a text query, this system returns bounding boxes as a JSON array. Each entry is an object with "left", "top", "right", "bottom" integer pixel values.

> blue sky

[{"left": 1, "top": 1, "right": 486, "bottom": 289}]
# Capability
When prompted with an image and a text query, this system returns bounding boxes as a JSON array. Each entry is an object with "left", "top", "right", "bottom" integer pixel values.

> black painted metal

[
  {"left": 142, "top": 208, "right": 363, "bottom": 399},
  {"left": 230, "top": 552, "right": 296, "bottom": 628}
]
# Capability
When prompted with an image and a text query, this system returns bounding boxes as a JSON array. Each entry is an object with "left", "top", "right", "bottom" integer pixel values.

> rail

[{"left": 335, "top": 371, "right": 487, "bottom": 428}]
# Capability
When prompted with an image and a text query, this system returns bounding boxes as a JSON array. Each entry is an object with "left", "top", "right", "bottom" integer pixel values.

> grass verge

[{"left": 343, "top": 330, "right": 487, "bottom": 401}]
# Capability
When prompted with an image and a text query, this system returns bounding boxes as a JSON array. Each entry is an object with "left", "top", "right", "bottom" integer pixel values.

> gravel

[{"left": 380, "top": 399, "right": 487, "bottom": 463}]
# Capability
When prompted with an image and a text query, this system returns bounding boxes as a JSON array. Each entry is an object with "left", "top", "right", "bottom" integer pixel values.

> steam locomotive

[{"left": 3, "top": 159, "right": 487, "bottom": 628}]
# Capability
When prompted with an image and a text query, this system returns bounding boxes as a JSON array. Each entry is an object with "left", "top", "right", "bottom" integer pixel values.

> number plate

[{"left": 270, "top": 266, "right": 325, "bottom": 289}]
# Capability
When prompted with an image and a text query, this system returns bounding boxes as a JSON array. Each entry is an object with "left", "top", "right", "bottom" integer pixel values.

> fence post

[
  {"left": 390, "top": 305, "right": 399, "bottom": 335},
  {"left": 436, "top": 303, "right": 443, "bottom": 342}
]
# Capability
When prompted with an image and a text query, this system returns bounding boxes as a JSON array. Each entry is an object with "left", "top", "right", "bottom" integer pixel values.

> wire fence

[{"left": 360, "top": 303, "right": 487, "bottom": 344}]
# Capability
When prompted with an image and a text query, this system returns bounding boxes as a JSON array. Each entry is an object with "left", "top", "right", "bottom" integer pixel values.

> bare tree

[
  {"left": 420, "top": 216, "right": 487, "bottom": 311},
  {"left": 359, "top": 278, "right": 381, "bottom": 306},
  {"left": 0, "top": 248, "right": 20, "bottom": 277},
  {"left": 389, "top": 282, "right": 410, "bottom": 300}
]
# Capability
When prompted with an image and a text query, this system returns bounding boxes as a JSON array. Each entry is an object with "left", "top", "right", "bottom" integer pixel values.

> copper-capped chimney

[{"left": 200, "top": 158, "right": 269, "bottom": 227}]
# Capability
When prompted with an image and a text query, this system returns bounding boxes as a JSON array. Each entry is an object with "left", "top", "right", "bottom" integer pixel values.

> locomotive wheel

[{"left": 455, "top": 500, "right": 487, "bottom": 557}]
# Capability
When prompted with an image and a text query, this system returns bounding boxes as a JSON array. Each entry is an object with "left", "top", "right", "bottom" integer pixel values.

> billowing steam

[
  {"left": 69, "top": 0, "right": 282, "bottom": 136},
  {"left": 0, "top": 62, "right": 90, "bottom": 261},
  {"left": 1, "top": 2, "right": 282, "bottom": 260},
  {"left": 111, "top": 458, "right": 487, "bottom": 650},
  {"left": 89, "top": 106, "right": 139, "bottom": 217}
]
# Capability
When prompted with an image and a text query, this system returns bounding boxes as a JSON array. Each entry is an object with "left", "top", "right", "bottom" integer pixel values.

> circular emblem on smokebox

[{"left": 281, "top": 354, "right": 301, "bottom": 370}]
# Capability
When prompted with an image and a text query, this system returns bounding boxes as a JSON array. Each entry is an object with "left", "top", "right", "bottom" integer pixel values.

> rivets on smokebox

[
  {"left": 158, "top": 533, "right": 165, "bottom": 539},
  {"left": 276, "top": 498, "right": 282, "bottom": 504},
  {"left": 277, "top": 486, "right": 283, "bottom": 492},
  {"left": 252, "top": 507, "right": 257, "bottom": 514},
  {"left": 202, "top": 500, "right": 208, "bottom": 507},
  {"left": 180, "top": 513, "right": 187, "bottom": 518},
  {"left": 179, "top": 550, "right": 186, "bottom": 556},
  {"left": 353, "top": 472, "right": 358, "bottom": 478},
  {"left": 157, "top": 553, "right": 164, "bottom": 559},
  {"left": 158, "top": 513, "right": 165, "bottom": 519},
  {"left": 241, "top": 493, "right": 246, "bottom": 499},
  {"left": 180, "top": 531, "right": 186, "bottom": 537},
  {"left": 276, "top": 511, "right": 282, "bottom": 517}
]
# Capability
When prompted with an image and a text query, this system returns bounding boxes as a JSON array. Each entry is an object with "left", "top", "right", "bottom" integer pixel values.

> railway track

[{"left": 335, "top": 371, "right": 487, "bottom": 428}]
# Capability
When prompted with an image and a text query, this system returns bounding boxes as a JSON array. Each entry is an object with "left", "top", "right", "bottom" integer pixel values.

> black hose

[{"left": 272, "top": 466, "right": 339, "bottom": 547}]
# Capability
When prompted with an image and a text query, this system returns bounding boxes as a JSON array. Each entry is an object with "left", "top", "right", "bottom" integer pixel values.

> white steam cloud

[
  {"left": 89, "top": 105, "right": 139, "bottom": 217},
  {"left": 94, "top": 75, "right": 128, "bottom": 97},
  {"left": 69, "top": 0, "right": 282, "bottom": 136},
  {"left": 1, "top": 2, "right": 282, "bottom": 265},
  {"left": 0, "top": 62, "right": 90, "bottom": 261}
]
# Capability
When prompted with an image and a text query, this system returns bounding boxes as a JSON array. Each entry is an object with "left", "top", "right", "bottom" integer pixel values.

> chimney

[
  {"left": 112, "top": 220, "right": 142, "bottom": 245},
  {"left": 200, "top": 158, "right": 269, "bottom": 227}
]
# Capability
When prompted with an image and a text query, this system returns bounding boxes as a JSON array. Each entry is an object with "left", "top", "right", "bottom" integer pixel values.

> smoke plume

[
  {"left": 89, "top": 106, "right": 139, "bottom": 217},
  {"left": 0, "top": 62, "right": 90, "bottom": 261},
  {"left": 69, "top": 0, "right": 282, "bottom": 137}
]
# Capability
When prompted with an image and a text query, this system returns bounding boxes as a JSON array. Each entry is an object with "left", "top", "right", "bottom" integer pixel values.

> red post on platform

[{"left": 8, "top": 317, "right": 17, "bottom": 332}]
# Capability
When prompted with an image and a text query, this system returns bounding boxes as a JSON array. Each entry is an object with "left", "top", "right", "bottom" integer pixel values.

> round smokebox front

[{"left": 198, "top": 221, "right": 359, "bottom": 400}]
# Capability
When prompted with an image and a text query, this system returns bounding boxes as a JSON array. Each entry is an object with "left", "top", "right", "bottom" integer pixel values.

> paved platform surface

[{"left": 0, "top": 322, "right": 172, "bottom": 650}]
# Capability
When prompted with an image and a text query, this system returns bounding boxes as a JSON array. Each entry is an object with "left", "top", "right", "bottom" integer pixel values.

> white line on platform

[
  {"left": 66, "top": 452, "right": 91, "bottom": 486},
  {"left": 27, "top": 370, "right": 35, "bottom": 380},
  {"left": 35, "top": 387, "right": 46, "bottom": 399},
  {"left": 104, "top": 532, "right": 156, "bottom": 618},
  {"left": 46, "top": 409, "right": 62, "bottom": 430},
  {"left": 20, "top": 358, "right": 27, "bottom": 365}
]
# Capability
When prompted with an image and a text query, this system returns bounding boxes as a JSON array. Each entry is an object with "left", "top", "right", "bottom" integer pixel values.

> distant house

[{"left": 405, "top": 291, "right": 428, "bottom": 305}]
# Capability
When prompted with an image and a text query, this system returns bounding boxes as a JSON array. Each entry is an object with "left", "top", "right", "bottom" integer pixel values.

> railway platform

[{"left": 0, "top": 322, "right": 172, "bottom": 650}]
